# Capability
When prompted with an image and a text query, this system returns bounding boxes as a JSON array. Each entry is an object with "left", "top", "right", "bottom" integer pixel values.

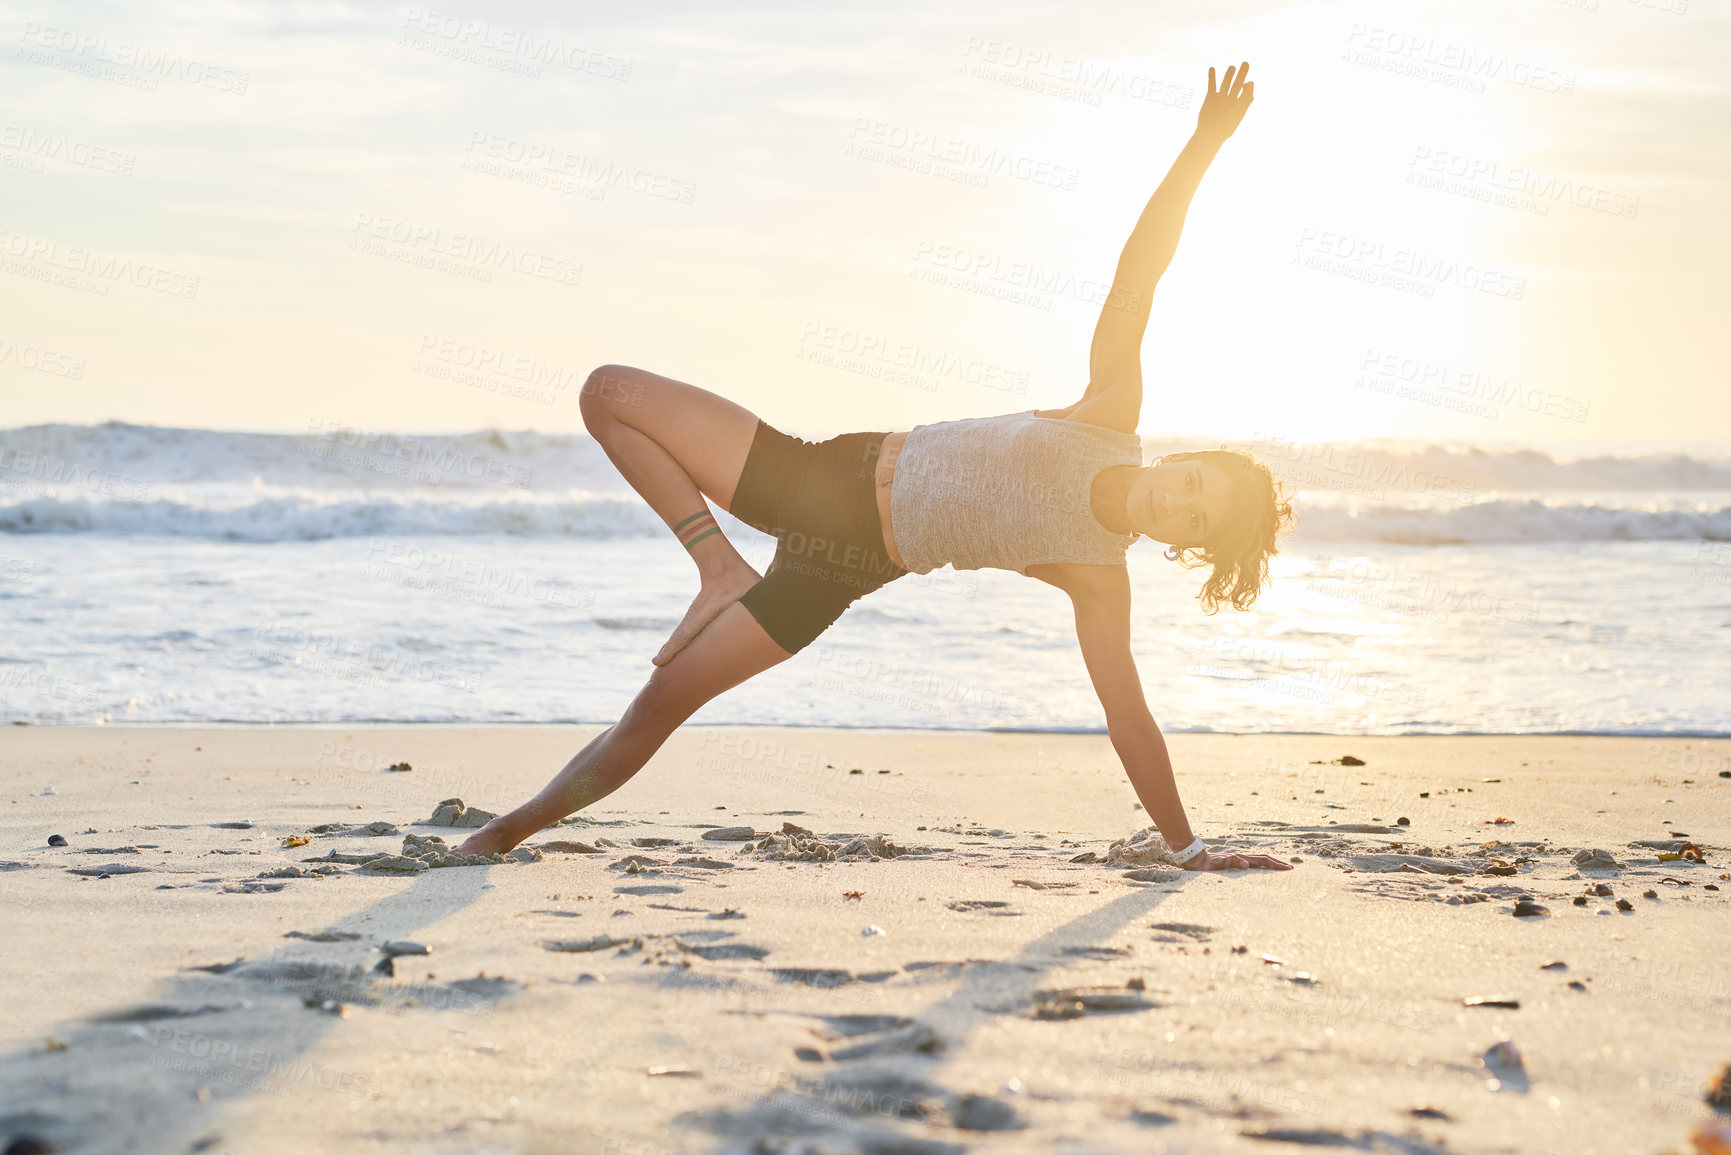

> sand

[{"left": 1, "top": 725, "right": 1728, "bottom": 1155}]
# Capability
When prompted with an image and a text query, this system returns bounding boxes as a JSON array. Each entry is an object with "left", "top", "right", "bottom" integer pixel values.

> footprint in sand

[
  {"left": 1059, "top": 945, "right": 1132, "bottom": 960},
  {"left": 1024, "top": 987, "right": 1155, "bottom": 1019},
  {"left": 676, "top": 942, "right": 770, "bottom": 961}
]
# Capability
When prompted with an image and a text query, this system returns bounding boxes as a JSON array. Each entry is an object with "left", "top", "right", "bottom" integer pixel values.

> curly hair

[{"left": 1159, "top": 448, "right": 1296, "bottom": 613}]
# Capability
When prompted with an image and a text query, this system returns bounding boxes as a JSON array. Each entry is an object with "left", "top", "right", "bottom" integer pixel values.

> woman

[{"left": 460, "top": 63, "right": 1294, "bottom": 872}]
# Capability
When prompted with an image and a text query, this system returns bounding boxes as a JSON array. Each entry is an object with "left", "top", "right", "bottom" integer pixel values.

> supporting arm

[{"left": 1059, "top": 562, "right": 1290, "bottom": 872}]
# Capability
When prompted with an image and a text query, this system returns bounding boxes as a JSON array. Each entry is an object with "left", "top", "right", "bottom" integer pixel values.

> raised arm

[
  {"left": 1065, "top": 63, "right": 1255, "bottom": 433},
  {"left": 1056, "top": 562, "right": 1289, "bottom": 872}
]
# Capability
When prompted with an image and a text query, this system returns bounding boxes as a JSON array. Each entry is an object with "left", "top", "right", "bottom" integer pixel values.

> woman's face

[{"left": 1125, "top": 459, "right": 1234, "bottom": 547}]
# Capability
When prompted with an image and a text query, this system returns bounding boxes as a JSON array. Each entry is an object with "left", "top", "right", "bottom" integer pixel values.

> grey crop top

[{"left": 888, "top": 410, "right": 1143, "bottom": 575}]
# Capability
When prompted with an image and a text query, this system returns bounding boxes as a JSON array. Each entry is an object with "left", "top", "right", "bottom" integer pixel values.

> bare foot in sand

[
  {"left": 653, "top": 559, "right": 761, "bottom": 666},
  {"left": 456, "top": 819, "right": 521, "bottom": 857}
]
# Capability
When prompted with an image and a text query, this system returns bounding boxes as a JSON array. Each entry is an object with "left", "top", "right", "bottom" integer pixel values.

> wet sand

[{"left": 2, "top": 726, "right": 1728, "bottom": 1154}]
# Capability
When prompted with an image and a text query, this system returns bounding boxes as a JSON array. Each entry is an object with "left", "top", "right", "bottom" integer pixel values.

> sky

[{"left": 2, "top": 0, "right": 1726, "bottom": 449}]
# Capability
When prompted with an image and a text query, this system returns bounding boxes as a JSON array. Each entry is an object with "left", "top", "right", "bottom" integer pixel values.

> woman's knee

[{"left": 579, "top": 364, "right": 644, "bottom": 432}]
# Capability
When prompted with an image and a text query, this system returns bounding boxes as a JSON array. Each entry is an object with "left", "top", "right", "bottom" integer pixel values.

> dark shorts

[{"left": 730, "top": 421, "right": 907, "bottom": 655}]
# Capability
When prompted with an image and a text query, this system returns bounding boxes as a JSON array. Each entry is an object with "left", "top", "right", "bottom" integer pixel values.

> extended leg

[
  {"left": 580, "top": 363, "right": 767, "bottom": 665},
  {"left": 456, "top": 601, "right": 793, "bottom": 855}
]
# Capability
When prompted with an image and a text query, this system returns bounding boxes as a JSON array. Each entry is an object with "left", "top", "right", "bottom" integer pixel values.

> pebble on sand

[
  {"left": 1693, "top": 1119, "right": 1731, "bottom": 1155},
  {"left": 952, "top": 1093, "right": 1027, "bottom": 1131},
  {"left": 47, "top": 834, "right": 66, "bottom": 847},
  {"left": 1707, "top": 1064, "right": 1731, "bottom": 1110},
  {"left": 700, "top": 826, "right": 757, "bottom": 841},
  {"left": 1482, "top": 1040, "right": 1524, "bottom": 1071},
  {"left": 1513, "top": 899, "right": 1549, "bottom": 917}
]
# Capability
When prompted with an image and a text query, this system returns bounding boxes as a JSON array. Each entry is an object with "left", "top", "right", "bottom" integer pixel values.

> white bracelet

[{"left": 1168, "top": 836, "right": 1206, "bottom": 865}]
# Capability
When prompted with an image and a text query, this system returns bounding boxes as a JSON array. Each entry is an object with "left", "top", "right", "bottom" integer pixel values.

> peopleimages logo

[
  {"left": 1244, "top": 434, "right": 1478, "bottom": 504},
  {"left": 302, "top": 418, "right": 534, "bottom": 489},
  {"left": 1293, "top": 227, "right": 1525, "bottom": 300},
  {"left": 0, "top": 229, "right": 200, "bottom": 298},
  {"left": 17, "top": 22, "right": 251, "bottom": 94},
  {"left": 846, "top": 119, "right": 1081, "bottom": 191},
  {"left": 349, "top": 213, "right": 582, "bottom": 288},
  {"left": 1407, "top": 146, "right": 1639, "bottom": 219},
  {"left": 0, "top": 123, "right": 136, "bottom": 175},
  {"left": 0, "top": 334, "right": 85, "bottom": 378},
  {"left": 399, "top": 9, "right": 632, "bottom": 80},
  {"left": 795, "top": 322, "right": 1030, "bottom": 395},
  {"left": 1356, "top": 348, "right": 1590, "bottom": 423}
]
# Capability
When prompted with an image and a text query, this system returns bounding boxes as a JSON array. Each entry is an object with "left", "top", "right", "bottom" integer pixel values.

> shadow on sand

[
  {"left": 670, "top": 876, "right": 1193, "bottom": 1155},
  {"left": 0, "top": 865, "right": 502, "bottom": 1155}
]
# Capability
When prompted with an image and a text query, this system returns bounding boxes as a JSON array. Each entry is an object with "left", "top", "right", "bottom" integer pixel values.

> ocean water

[{"left": 2, "top": 421, "right": 1727, "bottom": 734}]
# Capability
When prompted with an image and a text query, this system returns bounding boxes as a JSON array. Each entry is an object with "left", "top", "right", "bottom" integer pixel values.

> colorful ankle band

[{"left": 681, "top": 526, "right": 721, "bottom": 550}]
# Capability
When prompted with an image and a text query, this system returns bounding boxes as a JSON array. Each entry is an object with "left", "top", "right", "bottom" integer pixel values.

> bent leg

[
  {"left": 581, "top": 363, "right": 771, "bottom": 666},
  {"left": 456, "top": 601, "right": 794, "bottom": 855},
  {"left": 579, "top": 363, "right": 763, "bottom": 516}
]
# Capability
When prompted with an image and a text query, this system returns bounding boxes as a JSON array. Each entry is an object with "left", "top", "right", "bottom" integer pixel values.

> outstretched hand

[
  {"left": 1180, "top": 848, "right": 1292, "bottom": 871},
  {"left": 1196, "top": 61, "right": 1254, "bottom": 142}
]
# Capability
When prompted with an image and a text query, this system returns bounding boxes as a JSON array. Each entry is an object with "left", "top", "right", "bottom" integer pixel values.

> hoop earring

[{"left": 1164, "top": 546, "right": 1182, "bottom": 562}]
